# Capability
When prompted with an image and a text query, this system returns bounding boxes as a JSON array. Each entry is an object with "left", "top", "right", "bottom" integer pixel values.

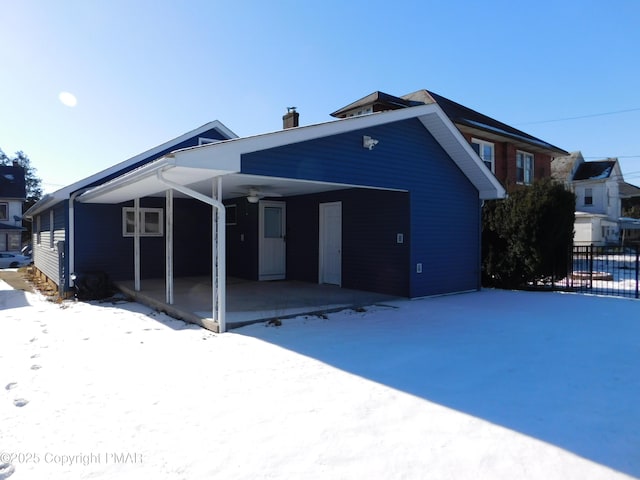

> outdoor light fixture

[
  {"left": 363, "top": 135, "right": 379, "bottom": 150},
  {"left": 247, "top": 195, "right": 260, "bottom": 204}
]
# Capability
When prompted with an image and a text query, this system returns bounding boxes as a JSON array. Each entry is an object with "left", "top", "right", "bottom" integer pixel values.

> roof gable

[
  {"left": 405, "top": 90, "right": 567, "bottom": 155},
  {"left": 331, "top": 89, "right": 568, "bottom": 156},
  {"left": 78, "top": 104, "right": 506, "bottom": 205},
  {"left": 25, "top": 120, "right": 237, "bottom": 217}
]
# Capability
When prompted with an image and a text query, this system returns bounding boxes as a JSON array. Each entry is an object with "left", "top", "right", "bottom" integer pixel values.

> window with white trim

[
  {"left": 585, "top": 188, "right": 593, "bottom": 206},
  {"left": 471, "top": 139, "right": 495, "bottom": 173},
  {"left": 122, "top": 207, "right": 164, "bottom": 237},
  {"left": 0, "top": 203, "right": 7, "bottom": 221},
  {"left": 516, "top": 151, "right": 534, "bottom": 185}
]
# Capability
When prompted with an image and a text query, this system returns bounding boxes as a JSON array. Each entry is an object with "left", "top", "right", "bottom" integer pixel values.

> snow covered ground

[{"left": 1, "top": 277, "right": 639, "bottom": 479}]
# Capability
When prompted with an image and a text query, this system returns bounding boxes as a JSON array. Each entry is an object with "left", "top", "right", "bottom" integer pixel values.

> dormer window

[{"left": 346, "top": 107, "right": 373, "bottom": 118}]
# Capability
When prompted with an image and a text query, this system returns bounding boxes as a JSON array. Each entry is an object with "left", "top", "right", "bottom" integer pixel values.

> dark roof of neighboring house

[
  {"left": 331, "top": 89, "right": 568, "bottom": 156},
  {"left": 0, "top": 166, "right": 26, "bottom": 199},
  {"left": 620, "top": 182, "right": 640, "bottom": 198},
  {"left": 330, "top": 91, "right": 422, "bottom": 117},
  {"left": 573, "top": 160, "right": 617, "bottom": 181},
  {"left": 418, "top": 90, "right": 568, "bottom": 155}
]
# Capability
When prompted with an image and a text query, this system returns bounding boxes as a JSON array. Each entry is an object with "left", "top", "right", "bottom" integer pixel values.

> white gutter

[{"left": 156, "top": 169, "right": 226, "bottom": 333}]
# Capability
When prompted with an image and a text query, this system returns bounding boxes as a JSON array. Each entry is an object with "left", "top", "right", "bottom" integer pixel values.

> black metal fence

[{"left": 568, "top": 245, "right": 640, "bottom": 299}]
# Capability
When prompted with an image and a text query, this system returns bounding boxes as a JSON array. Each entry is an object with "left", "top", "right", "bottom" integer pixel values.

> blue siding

[
  {"left": 35, "top": 127, "right": 230, "bottom": 290},
  {"left": 286, "top": 189, "right": 409, "bottom": 296},
  {"left": 74, "top": 198, "right": 212, "bottom": 282},
  {"left": 242, "top": 118, "right": 480, "bottom": 298},
  {"left": 225, "top": 198, "right": 259, "bottom": 280}
]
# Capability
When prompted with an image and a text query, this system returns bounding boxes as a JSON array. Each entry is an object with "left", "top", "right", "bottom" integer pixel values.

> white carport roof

[{"left": 78, "top": 103, "right": 506, "bottom": 205}]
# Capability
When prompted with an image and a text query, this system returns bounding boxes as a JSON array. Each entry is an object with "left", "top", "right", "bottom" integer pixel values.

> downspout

[
  {"left": 68, "top": 189, "right": 89, "bottom": 289},
  {"left": 156, "top": 169, "right": 226, "bottom": 333}
]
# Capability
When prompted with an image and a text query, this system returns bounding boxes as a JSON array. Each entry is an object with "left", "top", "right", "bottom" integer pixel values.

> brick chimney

[{"left": 282, "top": 107, "right": 299, "bottom": 129}]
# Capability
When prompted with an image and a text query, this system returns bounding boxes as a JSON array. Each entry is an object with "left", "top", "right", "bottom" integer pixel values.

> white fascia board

[
  {"left": 171, "top": 105, "right": 505, "bottom": 201},
  {"left": 172, "top": 105, "right": 447, "bottom": 164},
  {"left": 77, "top": 155, "right": 241, "bottom": 204},
  {"left": 77, "top": 106, "right": 504, "bottom": 205},
  {"left": 417, "top": 108, "right": 506, "bottom": 200},
  {"left": 78, "top": 158, "right": 172, "bottom": 203},
  {"left": 24, "top": 194, "right": 59, "bottom": 219},
  {"left": 26, "top": 120, "right": 237, "bottom": 215}
]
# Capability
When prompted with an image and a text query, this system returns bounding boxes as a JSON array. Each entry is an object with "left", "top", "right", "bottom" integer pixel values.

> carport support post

[
  {"left": 213, "top": 176, "right": 226, "bottom": 333},
  {"left": 155, "top": 170, "right": 226, "bottom": 333},
  {"left": 166, "top": 189, "right": 174, "bottom": 304}
]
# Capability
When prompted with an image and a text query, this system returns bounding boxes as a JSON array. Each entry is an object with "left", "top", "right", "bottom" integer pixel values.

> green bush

[{"left": 482, "top": 180, "right": 575, "bottom": 289}]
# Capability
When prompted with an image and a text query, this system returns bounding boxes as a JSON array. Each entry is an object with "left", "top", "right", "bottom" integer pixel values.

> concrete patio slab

[{"left": 115, "top": 277, "right": 400, "bottom": 332}]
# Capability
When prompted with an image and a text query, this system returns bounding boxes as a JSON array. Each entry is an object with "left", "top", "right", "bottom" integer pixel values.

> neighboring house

[
  {"left": 0, "top": 165, "right": 26, "bottom": 252},
  {"left": 551, "top": 151, "right": 639, "bottom": 246},
  {"left": 24, "top": 121, "right": 237, "bottom": 290},
  {"left": 331, "top": 90, "right": 568, "bottom": 189},
  {"left": 619, "top": 181, "right": 640, "bottom": 244},
  {"left": 25, "top": 103, "right": 505, "bottom": 332}
]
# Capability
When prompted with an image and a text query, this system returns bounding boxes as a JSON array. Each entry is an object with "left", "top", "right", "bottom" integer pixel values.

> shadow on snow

[{"left": 236, "top": 289, "right": 640, "bottom": 477}]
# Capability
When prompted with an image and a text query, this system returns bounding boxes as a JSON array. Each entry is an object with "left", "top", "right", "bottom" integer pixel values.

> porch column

[
  {"left": 155, "top": 170, "right": 226, "bottom": 333},
  {"left": 213, "top": 177, "right": 226, "bottom": 333},
  {"left": 134, "top": 197, "right": 141, "bottom": 291},
  {"left": 165, "top": 189, "right": 174, "bottom": 304}
]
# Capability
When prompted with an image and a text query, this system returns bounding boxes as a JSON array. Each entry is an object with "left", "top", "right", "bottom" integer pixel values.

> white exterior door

[
  {"left": 259, "top": 201, "right": 286, "bottom": 280},
  {"left": 319, "top": 202, "right": 342, "bottom": 286}
]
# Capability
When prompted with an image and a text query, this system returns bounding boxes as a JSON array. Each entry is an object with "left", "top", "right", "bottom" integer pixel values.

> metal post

[
  {"left": 217, "top": 176, "right": 226, "bottom": 333},
  {"left": 212, "top": 179, "right": 218, "bottom": 326},
  {"left": 166, "top": 189, "right": 174, "bottom": 304}
]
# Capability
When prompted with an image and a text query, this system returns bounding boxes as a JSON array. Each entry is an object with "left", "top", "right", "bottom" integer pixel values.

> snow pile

[{"left": 1, "top": 281, "right": 638, "bottom": 479}]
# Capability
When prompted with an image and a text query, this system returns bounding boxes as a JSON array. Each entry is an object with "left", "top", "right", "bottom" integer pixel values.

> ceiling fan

[{"left": 230, "top": 186, "right": 283, "bottom": 203}]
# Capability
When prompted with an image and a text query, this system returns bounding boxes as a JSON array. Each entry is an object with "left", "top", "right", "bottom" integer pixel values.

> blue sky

[{"left": 1, "top": 0, "right": 639, "bottom": 192}]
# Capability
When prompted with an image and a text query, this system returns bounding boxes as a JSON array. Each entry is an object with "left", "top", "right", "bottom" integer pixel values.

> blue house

[
  {"left": 26, "top": 104, "right": 505, "bottom": 332},
  {"left": 24, "top": 121, "right": 236, "bottom": 289}
]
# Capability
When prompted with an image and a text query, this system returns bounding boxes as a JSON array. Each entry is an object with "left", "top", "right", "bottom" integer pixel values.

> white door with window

[
  {"left": 319, "top": 202, "right": 342, "bottom": 286},
  {"left": 259, "top": 201, "right": 286, "bottom": 280}
]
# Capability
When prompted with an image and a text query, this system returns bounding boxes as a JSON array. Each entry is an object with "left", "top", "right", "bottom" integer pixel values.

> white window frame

[
  {"left": 585, "top": 187, "right": 593, "bottom": 206},
  {"left": 516, "top": 151, "right": 534, "bottom": 185},
  {"left": 0, "top": 202, "right": 7, "bottom": 221},
  {"left": 471, "top": 138, "right": 495, "bottom": 173},
  {"left": 122, "top": 207, "right": 164, "bottom": 237}
]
